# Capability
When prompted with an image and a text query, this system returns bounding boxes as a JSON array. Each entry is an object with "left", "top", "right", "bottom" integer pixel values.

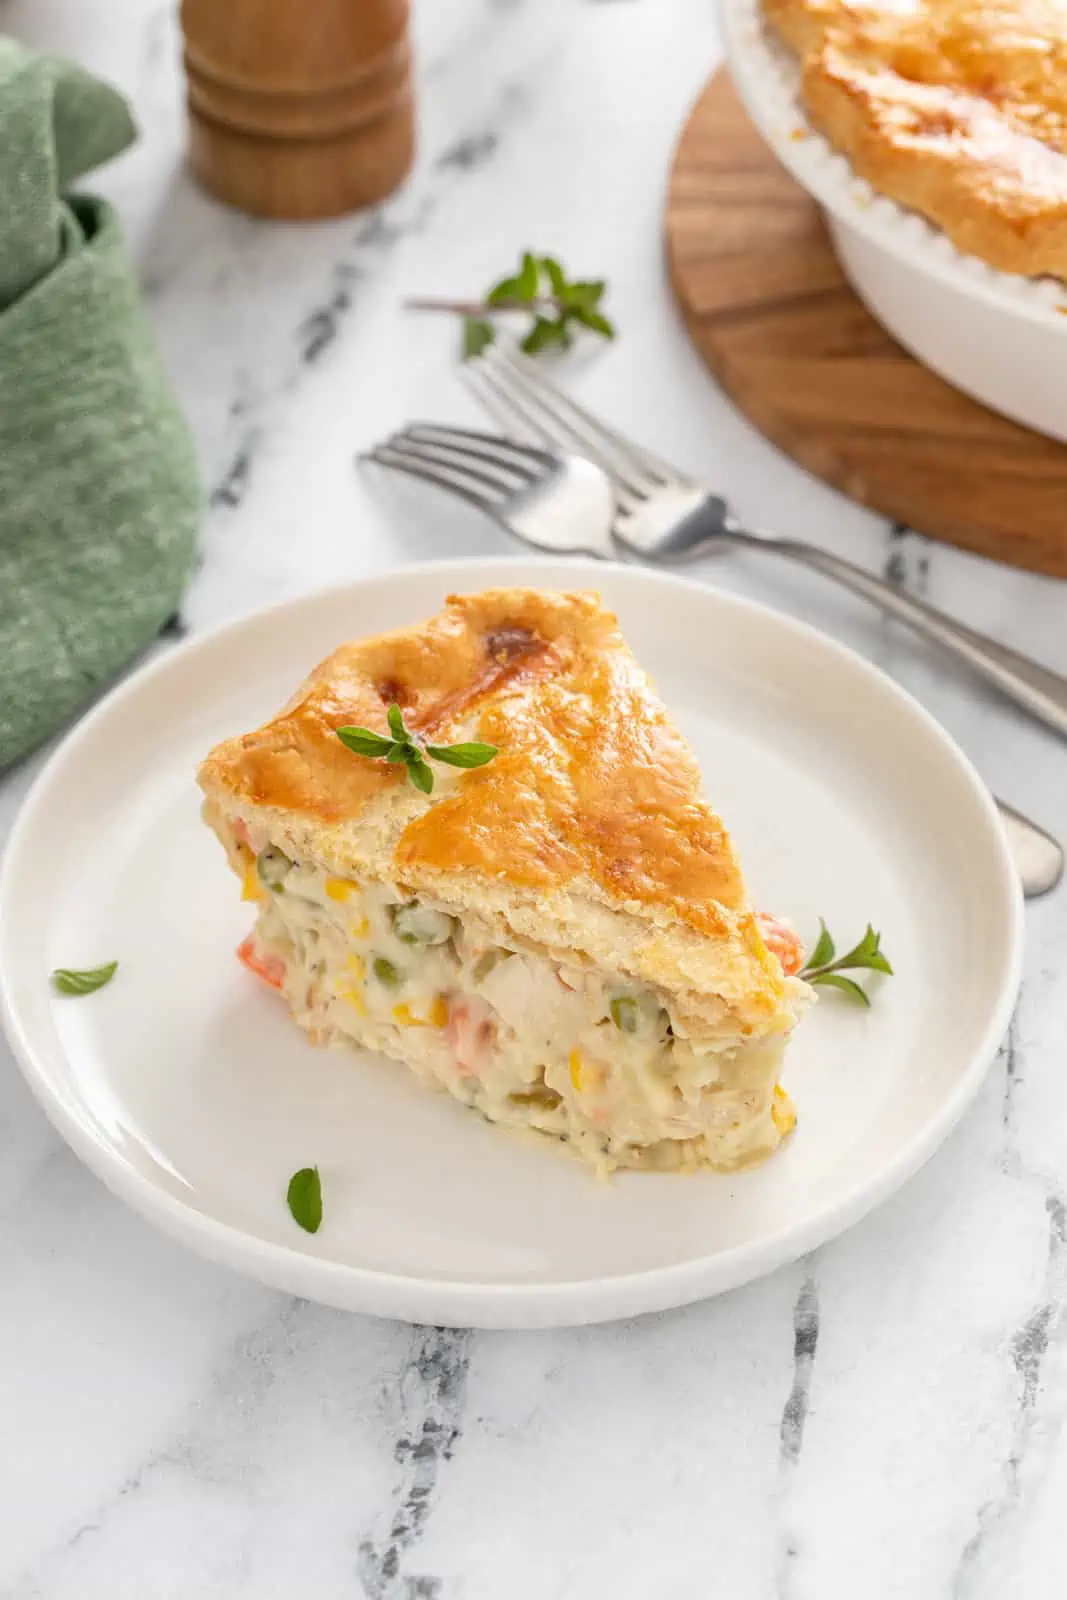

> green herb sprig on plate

[
  {"left": 51, "top": 961, "right": 118, "bottom": 996},
  {"left": 800, "top": 923, "right": 893, "bottom": 1007},
  {"left": 406, "top": 250, "right": 616, "bottom": 360},
  {"left": 287, "top": 1166, "right": 323, "bottom": 1234},
  {"left": 337, "top": 703, "right": 497, "bottom": 795}
]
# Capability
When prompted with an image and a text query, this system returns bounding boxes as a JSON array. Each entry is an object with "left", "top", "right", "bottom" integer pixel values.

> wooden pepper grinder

[{"left": 180, "top": 0, "right": 415, "bottom": 220}]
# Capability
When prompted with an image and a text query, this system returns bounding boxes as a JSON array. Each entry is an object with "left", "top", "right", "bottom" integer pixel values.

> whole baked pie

[{"left": 764, "top": 0, "right": 1067, "bottom": 279}]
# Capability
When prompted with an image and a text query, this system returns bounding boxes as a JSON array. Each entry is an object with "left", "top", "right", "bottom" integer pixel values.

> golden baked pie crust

[
  {"left": 765, "top": 0, "right": 1067, "bottom": 279},
  {"left": 198, "top": 588, "right": 776, "bottom": 960}
]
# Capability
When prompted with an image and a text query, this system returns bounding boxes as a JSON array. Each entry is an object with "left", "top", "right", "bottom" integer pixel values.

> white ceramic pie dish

[{"left": 720, "top": 0, "right": 1067, "bottom": 442}]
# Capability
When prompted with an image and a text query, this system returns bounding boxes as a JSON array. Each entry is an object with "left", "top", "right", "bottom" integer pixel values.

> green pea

[
  {"left": 610, "top": 995, "right": 639, "bottom": 1034},
  {"left": 373, "top": 956, "right": 402, "bottom": 988},
  {"left": 256, "top": 846, "right": 293, "bottom": 892},
  {"left": 610, "top": 992, "right": 669, "bottom": 1039}
]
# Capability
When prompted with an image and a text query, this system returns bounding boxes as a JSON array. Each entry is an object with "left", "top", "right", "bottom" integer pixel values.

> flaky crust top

[
  {"left": 199, "top": 589, "right": 755, "bottom": 940},
  {"left": 765, "top": 0, "right": 1067, "bottom": 279}
]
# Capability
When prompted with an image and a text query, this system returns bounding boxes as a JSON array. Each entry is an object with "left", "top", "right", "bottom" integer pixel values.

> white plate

[{"left": 0, "top": 559, "right": 1022, "bottom": 1328}]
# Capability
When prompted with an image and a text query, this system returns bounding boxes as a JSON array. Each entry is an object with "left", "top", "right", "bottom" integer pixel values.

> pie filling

[{"left": 228, "top": 825, "right": 803, "bottom": 1175}]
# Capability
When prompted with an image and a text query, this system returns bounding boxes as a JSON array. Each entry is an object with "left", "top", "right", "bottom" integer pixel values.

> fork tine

[
  {"left": 361, "top": 445, "right": 504, "bottom": 517},
  {"left": 387, "top": 432, "right": 540, "bottom": 493},
  {"left": 460, "top": 361, "right": 559, "bottom": 449},
  {"left": 474, "top": 346, "right": 650, "bottom": 502},
  {"left": 489, "top": 344, "right": 687, "bottom": 489},
  {"left": 399, "top": 424, "right": 552, "bottom": 484},
  {"left": 404, "top": 422, "right": 554, "bottom": 466}
]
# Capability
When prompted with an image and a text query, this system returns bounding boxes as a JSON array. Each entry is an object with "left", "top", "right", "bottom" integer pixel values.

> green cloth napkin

[{"left": 0, "top": 38, "right": 200, "bottom": 771}]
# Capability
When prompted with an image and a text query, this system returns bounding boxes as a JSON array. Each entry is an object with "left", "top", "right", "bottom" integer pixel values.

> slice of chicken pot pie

[{"left": 198, "top": 589, "right": 812, "bottom": 1175}]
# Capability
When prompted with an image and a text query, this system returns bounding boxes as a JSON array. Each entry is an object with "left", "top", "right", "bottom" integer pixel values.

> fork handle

[{"left": 732, "top": 528, "right": 1067, "bottom": 739}]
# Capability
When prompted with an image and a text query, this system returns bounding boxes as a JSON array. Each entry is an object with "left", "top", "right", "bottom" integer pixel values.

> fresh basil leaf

[
  {"left": 486, "top": 275, "right": 521, "bottom": 305},
  {"left": 522, "top": 315, "right": 570, "bottom": 355},
  {"left": 516, "top": 250, "right": 540, "bottom": 298},
  {"left": 486, "top": 252, "right": 539, "bottom": 304},
  {"left": 837, "top": 926, "right": 893, "bottom": 975},
  {"left": 286, "top": 1166, "right": 322, "bottom": 1233},
  {"left": 337, "top": 726, "right": 394, "bottom": 758},
  {"left": 417, "top": 254, "right": 616, "bottom": 360},
  {"left": 541, "top": 255, "right": 567, "bottom": 296},
  {"left": 520, "top": 317, "right": 554, "bottom": 354},
  {"left": 852, "top": 949, "right": 894, "bottom": 976},
  {"left": 386, "top": 742, "right": 411, "bottom": 763},
  {"left": 462, "top": 316, "right": 495, "bottom": 360},
  {"left": 425, "top": 741, "right": 499, "bottom": 769},
  {"left": 810, "top": 973, "right": 871, "bottom": 1007},
  {"left": 807, "top": 920, "right": 836, "bottom": 971},
  {"left": 386, "top": 703, "right": 407, "bottom": 741},
  {"left": 573, "top": 307, "right": 615, "bottom": 339},
  {"left": 564, "top": 278, "right": 605, "bottom": 310},
  {"left": 406, "top": 755, "right": 434, "bottom": 794},
  {"left": 52, "top": 961, "right": 118, "bottom": 997}
]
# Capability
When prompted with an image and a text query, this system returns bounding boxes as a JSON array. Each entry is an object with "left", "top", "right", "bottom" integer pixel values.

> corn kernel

[
  {"left": 771, "top": 1085, "right": 796, "bottom": 1135},
  {"left": 325, "top": 878, "right": 358, "bottom": 902},
  {"left": 569, "top": 1049, "right": 584, "bottom": 1092},
  {"left": 430, "top": 994, "right": 450, "bottom": 1029},
  {"left": 341, "top": 985, "right": 367, "bottom": 1016},
  {"left": 346, "top": 953, "right": 366, "bottom": 981},
  {"left": 392, "top": 1003, "right": 427, "bottom": 1028},
  {"left": 241, "top": 855, "right": 265, "bottom": 903},
  {"left": 349, "top": 916, "right": 370, "bottom": 938}
]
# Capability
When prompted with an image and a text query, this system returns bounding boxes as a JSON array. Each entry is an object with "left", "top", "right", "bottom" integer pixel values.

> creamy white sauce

[{"left": 240, "top": 844, "right": 792, "bottom": 1173}]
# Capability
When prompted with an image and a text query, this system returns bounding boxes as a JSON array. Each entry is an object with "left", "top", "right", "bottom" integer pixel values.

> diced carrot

[
  {"left": 430, "top": 994, "right": 450, "bottom": 1029},
  {"left": 237, "top": 934, "right": 286, "bottom": 992},
  {"left": 447, "top": 999, "right": 495, "bottom": 1076},
  {"left": 756, "top": 912, "right": 805, "bottom": 977}
]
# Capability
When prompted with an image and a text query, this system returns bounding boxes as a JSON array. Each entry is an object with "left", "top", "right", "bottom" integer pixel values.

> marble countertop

[{"left": 3, "top": 0, "right": 1067, "bottom": 1595}]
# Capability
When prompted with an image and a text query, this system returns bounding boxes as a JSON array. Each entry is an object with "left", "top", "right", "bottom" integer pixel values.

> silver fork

[
  {"left": 360, "top": 423, "right": 1062, "bottom": 898},
  {"left": 362, "top": 428, "right": 615, "bottom": 557},
  {"left": 464, "top": 343, "right": 1067, "bottom": 747}
]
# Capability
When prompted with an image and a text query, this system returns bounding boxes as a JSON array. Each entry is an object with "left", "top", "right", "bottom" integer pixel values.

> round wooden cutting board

[{"left": 666, "top": 70, "right": 1067, "bottom": 578}]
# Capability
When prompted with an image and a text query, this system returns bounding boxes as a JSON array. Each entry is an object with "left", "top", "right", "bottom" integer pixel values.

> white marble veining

[{"left": 2, "top": 1, "right": 1067, "bottom": 1595}]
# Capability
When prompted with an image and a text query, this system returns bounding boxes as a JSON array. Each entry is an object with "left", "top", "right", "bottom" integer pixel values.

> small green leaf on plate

[
  {"left": 807, "top": 919, "right": 836, "bottom": 971},
  {"left": 808, "top": 972, "right": 871, "bottom": 1007},
  {"left": 52, "top": 961, "right": 118, "bottom": 997},
  {"left": 287, "top": 1166, "right": 323, "bottom": 1233},
  {"left": 836, "top": 925, "right": 894, "bottom": 975}
]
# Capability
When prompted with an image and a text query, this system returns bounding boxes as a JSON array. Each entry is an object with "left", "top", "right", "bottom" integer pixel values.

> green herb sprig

[
  {"left": 800, "top": 922, "right": 893, "bottom": 1007},
  {"left": 407, "top": 250, "right": 615, "bottom": 360},
  {"left": 336, "top": 703, "right": 497, "bottom": 795},
  {"left": 287, "top": 1166, "right": 323, "bottom": 1234},
  {"left": 51, "top": 961, "right": 118, "bottom": 996}
]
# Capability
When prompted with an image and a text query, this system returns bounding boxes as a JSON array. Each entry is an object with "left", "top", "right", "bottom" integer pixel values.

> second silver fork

[{"left": 463, "top": 343, "right": 1067, "bottom": 747}]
